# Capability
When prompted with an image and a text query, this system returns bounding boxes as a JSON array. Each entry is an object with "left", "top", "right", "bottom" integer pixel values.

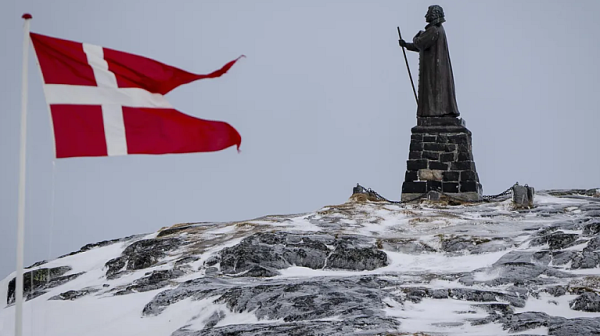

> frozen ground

[{"left": 1, "top": 190, "right": 599, "bottom": 336}]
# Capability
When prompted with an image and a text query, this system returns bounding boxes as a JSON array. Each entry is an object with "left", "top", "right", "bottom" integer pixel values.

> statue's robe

[{"left": 406, "top": 23, "right": 460, "bottom": 117}]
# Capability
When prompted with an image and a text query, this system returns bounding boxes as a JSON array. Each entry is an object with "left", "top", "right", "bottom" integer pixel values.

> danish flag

[{"left": 30, "top": 33, "right": 243, "bottom": 158}]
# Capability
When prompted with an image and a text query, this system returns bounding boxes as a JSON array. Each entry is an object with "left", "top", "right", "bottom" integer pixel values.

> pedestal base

[
  {"left": 401, "top": 192, "right": 482, "bottom": 203},
  {"left": 401, "top": 117, "right": 483, "bottom": 201}
]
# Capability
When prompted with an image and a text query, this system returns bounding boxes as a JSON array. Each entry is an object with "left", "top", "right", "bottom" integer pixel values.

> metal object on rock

[{"left": 512, "top": 183, "right": 535, "bottom": 208}]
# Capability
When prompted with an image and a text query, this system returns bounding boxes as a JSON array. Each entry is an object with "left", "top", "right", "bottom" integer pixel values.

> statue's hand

[{"left": 399, "top": 39, "right": 407, "bottom": 47}]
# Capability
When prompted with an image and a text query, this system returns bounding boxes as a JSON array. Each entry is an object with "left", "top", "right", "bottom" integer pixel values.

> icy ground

[{"left": 1, "top": 190, "right": 600, "bottom": 336}]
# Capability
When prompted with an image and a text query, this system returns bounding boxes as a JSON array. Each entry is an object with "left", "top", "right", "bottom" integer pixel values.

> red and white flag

[{"left": 30, "top": 32, "right": 243, "bottom": 158}]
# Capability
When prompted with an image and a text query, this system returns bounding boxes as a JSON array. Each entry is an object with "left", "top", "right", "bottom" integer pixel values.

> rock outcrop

[{"left": 2, "top": 190, "right": 600, "bottom": 335}]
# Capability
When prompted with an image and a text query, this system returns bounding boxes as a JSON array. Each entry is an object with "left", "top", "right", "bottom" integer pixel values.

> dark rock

[
  {"left": 544, "top": 285, "right": 567, "bottom": 297},
  {"left": 123, "top": 238, "right": 181, "bottom": 271},
  {"left": 473, "top": 303, "right": 514, "bottom": 316},
  {"left": 202, "top": 311, "right": 226, "bottom": 330},
  {"left": 439, "top": 152, "right": 455, "bottom": 162},
  {"left": 460, "top": 171, "right": 478, "bottom": 182},
  {"left": 431, "top": 289, "right": 450, "bottom": 299},
  {"left": 411, "top": 134, "right": 423, "bottom": 141},
  {"left": 104, "top": 238, "right": 181, "bottom": 279},
  {"left": 460, "top": 181, "right": 480, "bottom": 192},
  {"left": 174, "top": 256, "right": 200, "bottom": 266},
  {"left": 547, "top": 232, "right": 579, "bottom": 250},
  {"left": 423, "top": 135, "right": 436, "bottom": 142},
  {"left": 105, "top": 257, "right": 126, "bottom": 279},
  {"left": 451, "top": 161, "right": 475, "bottom": 171},
  {"left": 457, "top": 151, "right": 473, "bottom": 161},
  {"left": 402, "top": 181, "right": 427, "bottom": 193},
  {"left": 429, "top": 161, "right": 449, "bottom": 170},
  {"left": 409, "top": 141, "right": 423, "bottom": 151},
  {"left": 397, "top": 285, "right": 526, "bottom": 308},
  {"left": 442, "top": 182, "right": 459, "bottom": 193},
  {"left": 570, "top": 292, "right": 600, "bottom": 312},
  {"left": 444, "top": 144, "right": 457, "bottom": 152},
  {"left": 380, "top": 239, "right": 436, "bottom": 254},
  {"left": 408, "top": 151, "right": 421, "bottom": 159},
  {"left": 26, "top": 260, "right": 48, "bottom": 268},
  {"left": 6, "top": 266, "right": 82, "bottom": 304},
  {"left": 551, "top": 251, "right": 577, "bottom": 266},
  {"left": 327, "top": 239, "right": 388, "bottom": 271},
  {"left": 500, "top": 311, "right": 549, "bottom": 333},
  {"left": 219, "top": 233, "right": 331, "bottom": 276},
  {"left": 411, "top": 125, "right": 470, "bottom": 134},
  {"left": 441, "top": 235, "right": 490, "bottom": 253},
  {"left": 205, "top": 267, "right": 219, "bottom": 276},
  {"left": 423, "top": 143, "right": 447, "bottom": 151},
  {"left": 58, "top": 235, "right": 139, "bottom": 258},
  {"left": 406, "top": 159, "right": 427, "bottom": 170},
  {"left": 402, "top": 287, "right": 429, "bottom": 303},
  {"left": 237, "top": 265, "right": 280, "bottom": 277},
  {"left": 443, "top": 171, "right": 460, "bottom": 182},
  {"left": 205, "top": 255, "right": 220, "bottom": 267},
  {"left": 284, "top": 236, "right": 332, "bottom": 270},
  {"left": 50, "top": 288, "right": 98, "bottom": 301},
  {"left": 448, "top": 134, "right": 469, "bottom": 144},
  {"left": 173, "top": 317, "right": 401, "bottom": 336},
  {"left": 157, "top": 225, "right": 196, "bottom": 238},
  {"left": 548, "top": 318, "right": 600, "bottom": 336},
  {"left": 144, "top": 276, "right": 395, "bottom": 323},
  {"left": 422, "top": 151, "right": 439, "bottom": 160},
  {"left": 448, "top": 288, "right": 525, "bottom": 308},
  {"left": 404, "top": 170, "right": 418, "bottom": 181},
  {"left": 426, "top": 180, "right": 442, "bottom": 191},
  {"left": 532, "top": 250, "right": 552, "bottom": 264},
  {"left": 417, "top": 117, "right": 464, "bottom": 127},
  {"left": 584, "top": 237, "right": 600, "bottom": 252},
  {"left": 571, "top": 252, "right": 600, "bottom": 269},
  {"left": 582, "top": 220, "right": 600, "bottom": 236},
  {"left": 115, "top": 269, "right": 185, "bottom": 295},
  {"left": 495, "top": 251, "right": 536, "bottom": 265},
  {"left": 457, "top": 144, "right": 471, "bottom": 154},
  {"left": 480, "top": 311, "right": 600, "bottom": 336}
]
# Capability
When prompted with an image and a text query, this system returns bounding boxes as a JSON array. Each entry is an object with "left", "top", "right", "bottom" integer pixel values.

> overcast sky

[{"left": 1, "top": 0, "right": 599, "bottom": 279}]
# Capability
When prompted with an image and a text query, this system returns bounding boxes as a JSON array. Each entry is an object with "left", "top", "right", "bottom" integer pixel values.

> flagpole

[{"left": 15, "top": 13, "right": 32, "bottom": 336}]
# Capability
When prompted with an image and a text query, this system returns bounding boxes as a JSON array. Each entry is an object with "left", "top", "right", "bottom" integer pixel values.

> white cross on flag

[{"left": 30, "top": 32, "right": 243, "bottom": 158}]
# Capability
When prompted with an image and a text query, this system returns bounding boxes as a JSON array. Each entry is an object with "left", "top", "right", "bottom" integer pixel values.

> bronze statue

[{"left": 399, "top": 5, "right": 460, "bottom": 118}]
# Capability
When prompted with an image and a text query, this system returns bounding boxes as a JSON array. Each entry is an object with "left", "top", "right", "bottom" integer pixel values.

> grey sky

[{"left": 1, "top": 0, "right": 599, "bottom": 279}]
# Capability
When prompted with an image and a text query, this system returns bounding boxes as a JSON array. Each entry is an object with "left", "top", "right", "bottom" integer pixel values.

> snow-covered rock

[{"left": 1, "top": 190, "right": 600, "bottom": 335}]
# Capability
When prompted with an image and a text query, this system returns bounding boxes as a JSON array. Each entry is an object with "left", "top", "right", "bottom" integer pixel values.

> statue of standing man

[{"left": 399, "top": 5, "right": 460, "bottom": 118}]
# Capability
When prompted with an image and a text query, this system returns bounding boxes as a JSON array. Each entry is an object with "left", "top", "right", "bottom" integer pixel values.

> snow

[
  {"left": 1, "top": 192, "right": 600, "bottom": 335},
  {"left": 515, "top": 293, "right": 600, "bottom": 319},
  {"left": 384, "top": 297, "right": 506, "bottom": 335},
  {"left": 383, "top": 250, "right": 506, "bottom": 274}
]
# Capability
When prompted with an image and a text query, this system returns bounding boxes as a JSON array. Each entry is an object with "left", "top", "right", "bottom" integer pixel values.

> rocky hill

[{"left": 1, "top": 189, "right": 600, "bottom": 336}]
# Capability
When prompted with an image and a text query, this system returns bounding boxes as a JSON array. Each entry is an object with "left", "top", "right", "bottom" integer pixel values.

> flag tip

[{"left": 22, "top": 13, "right": 32, "bottom": 20}]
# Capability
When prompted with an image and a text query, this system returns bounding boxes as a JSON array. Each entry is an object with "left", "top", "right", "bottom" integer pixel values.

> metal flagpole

[
  {"left": 397, "top": 26, "right": 418, "bottom": 104},
  {"left": 16, "top": 13, "right": 32, "bottom": 336}
]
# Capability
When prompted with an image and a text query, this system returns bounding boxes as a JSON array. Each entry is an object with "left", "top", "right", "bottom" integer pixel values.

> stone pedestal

[{"left": 401, "top": 117, "right": 482, "bottom": 202}]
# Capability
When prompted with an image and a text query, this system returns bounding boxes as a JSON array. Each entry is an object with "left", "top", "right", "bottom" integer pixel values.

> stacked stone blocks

[{"left": 402, "top": 117, "right": 482, "bottom": 201}]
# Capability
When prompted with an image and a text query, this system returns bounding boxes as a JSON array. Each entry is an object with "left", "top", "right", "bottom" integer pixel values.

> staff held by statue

[{"left": 397, "top": 26, "right": 418, "bottom": 104}]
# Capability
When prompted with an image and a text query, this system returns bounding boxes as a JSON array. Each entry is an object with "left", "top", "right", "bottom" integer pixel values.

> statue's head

[{"left": 425, "top": 5, "right": 445, "bottom": 24}]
